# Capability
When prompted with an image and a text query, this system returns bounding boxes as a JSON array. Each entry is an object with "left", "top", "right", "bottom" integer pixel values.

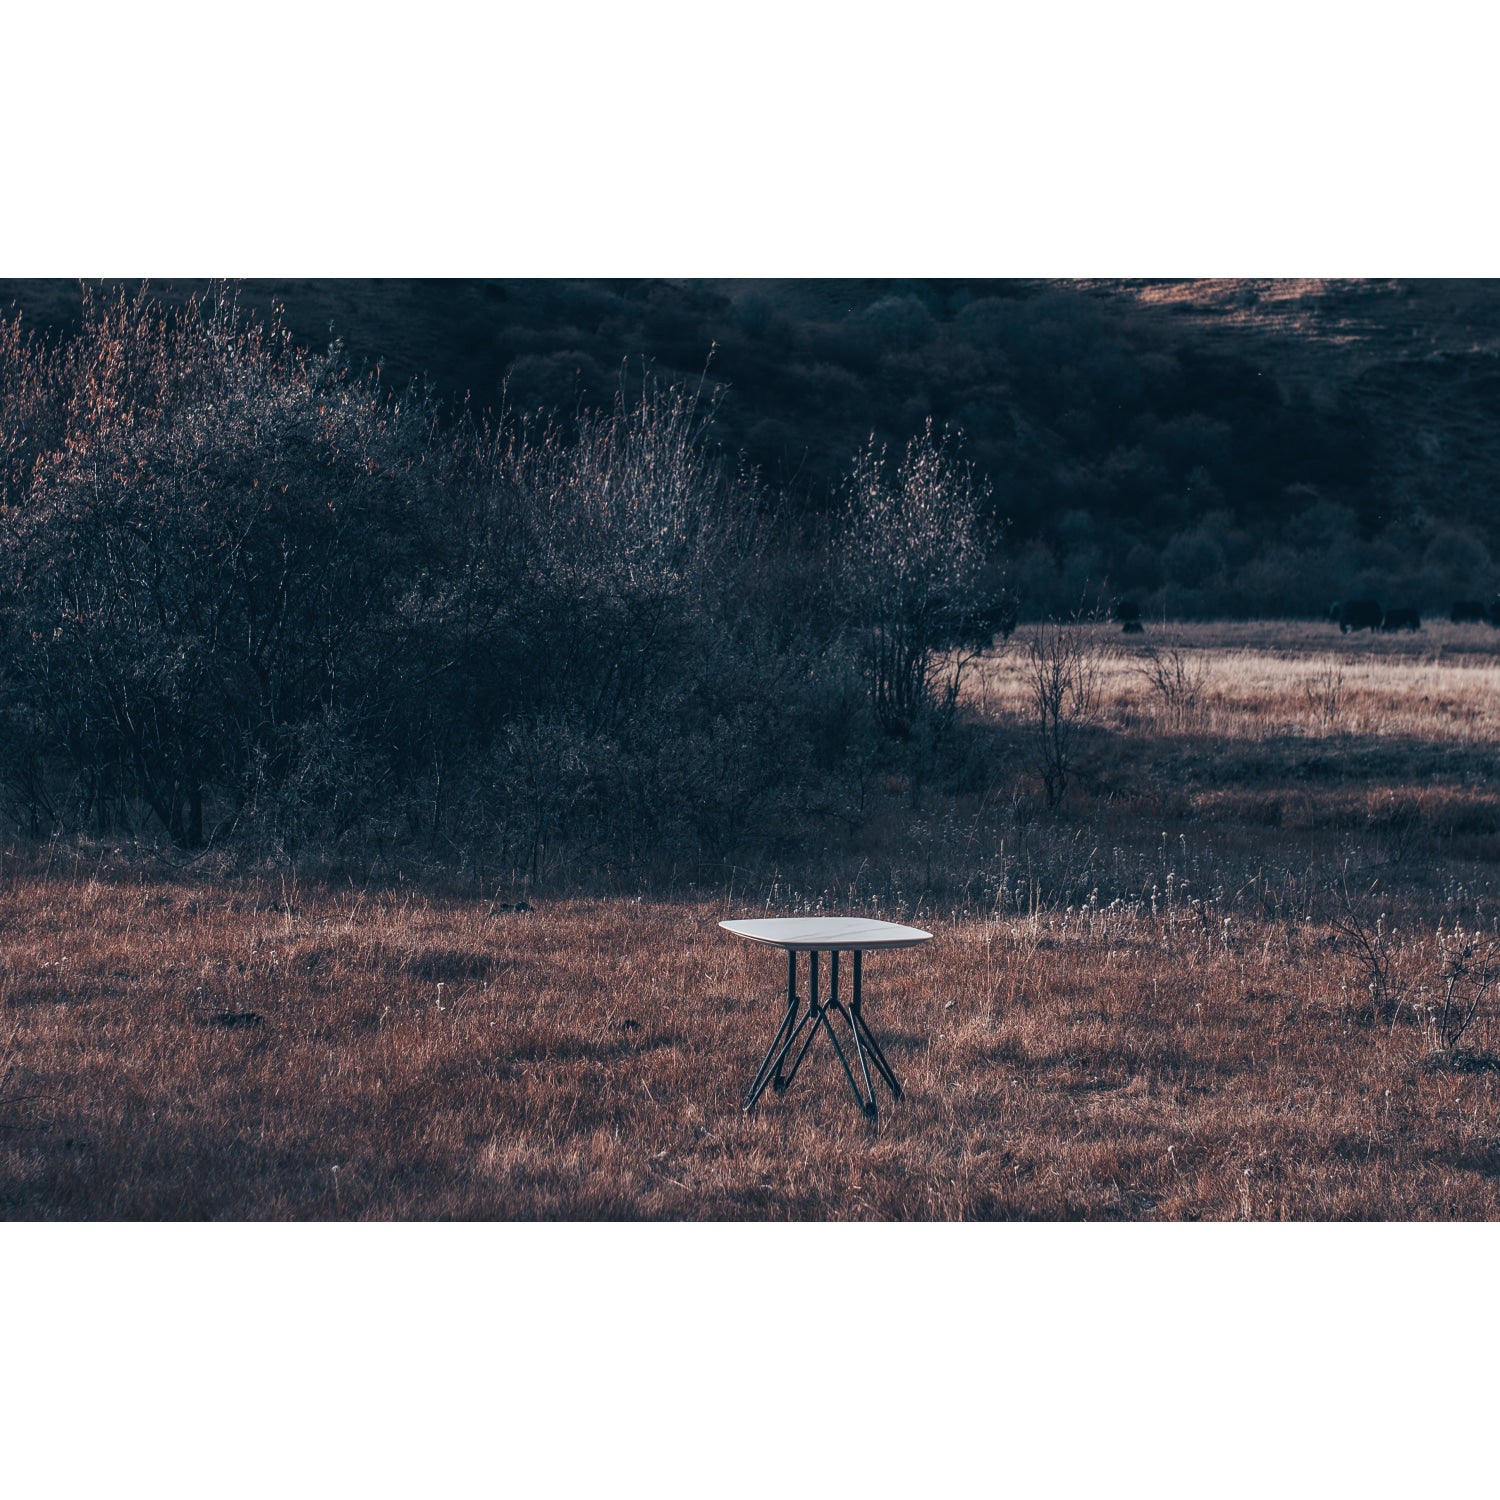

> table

[{"left": 720, "top": 917, "right": 932, "bottom": 1119}]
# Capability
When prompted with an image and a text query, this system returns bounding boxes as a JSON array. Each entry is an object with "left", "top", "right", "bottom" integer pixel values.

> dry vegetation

[
  {"left": 4, "top": 621, "right": 1500, "bottom": 1221},
  {"left": 2, "top": 865, "right": 1498, "bottom": 1221},
  {"left": 972, "top": 619, "right": 1500, "bottom": 742}
]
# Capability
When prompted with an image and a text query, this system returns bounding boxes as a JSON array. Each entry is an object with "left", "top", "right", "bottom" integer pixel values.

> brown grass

[
  {"left": 4, "top": 620, "right": 1500, "bottom": 1220},
  {"left": 970, "top": 619, "right": 1500, "bottom": 744},
  {"left": 2, "top": 870, "right": 1498, "bottom": 1220}
]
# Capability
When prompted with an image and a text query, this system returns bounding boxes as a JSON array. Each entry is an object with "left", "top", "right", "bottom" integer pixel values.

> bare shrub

[
  {"left": 493, "top": 718, "right": 601, "bottom": 885},
  {"left": 1135, "top": 643, "right": 1207, "bottom": 728},
  {"left": 1331, "top": 878, "right": 1413, "bottom": 1022},
  {"left": 1331, "top": 879, "right": 1498, "bottom": 1055},
  {"left": 1024, "top": 619, "right": 1107, "bottom": 806},
  {"left": 1303, "top": 661, "right": 1347, "bottom": 733},
  {"left": 840, "top": 421, "right": 992, "bottom": 736}
]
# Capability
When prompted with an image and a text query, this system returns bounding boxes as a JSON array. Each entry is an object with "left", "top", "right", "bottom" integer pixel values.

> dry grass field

[
  {"left": 969, "top": 618, "right": 1500, "bottom": 741},
  {"left": 4, "top": 620, "right": 1500, "bottom": 1220}
]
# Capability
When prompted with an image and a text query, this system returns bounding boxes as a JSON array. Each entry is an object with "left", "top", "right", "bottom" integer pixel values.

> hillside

[
  {"left": 3, "top": 277, "right": 1498, "bottom": 615},
  {"left": 1064, "top": 279, "right": 1500, "bottom": 368}
]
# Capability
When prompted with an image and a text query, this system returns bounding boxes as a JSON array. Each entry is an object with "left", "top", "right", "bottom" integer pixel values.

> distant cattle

[
  {"left": 1380, "top": 607, "right": 1421, "bottom": 632},
  {"left": 1451, "top": 600, "right": 1487, "bottom": 623},
  {"left": 1332, "top": 599, "right": 1382, "bottom": 632},
  {"left": 988, "top": 595, "right": 1019, "bottom": 640},
  {"left": 1121, "top": 620, "right": 1144, "bottom": 634}
]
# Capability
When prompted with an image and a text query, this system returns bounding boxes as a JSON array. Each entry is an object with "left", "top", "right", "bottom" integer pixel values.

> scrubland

[{"left": 3, "top": 621, "right": 1499, "bottom": 1220}]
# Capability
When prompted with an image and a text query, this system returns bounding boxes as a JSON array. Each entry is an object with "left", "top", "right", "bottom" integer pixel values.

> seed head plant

[{"left": 1420, "top": 922, "right": 1499, "bottom": 1055}]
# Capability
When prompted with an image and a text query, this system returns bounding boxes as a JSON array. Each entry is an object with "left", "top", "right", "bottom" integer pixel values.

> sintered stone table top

[{"left": 718, "top": 917, "right": 933, "bottom": 952}]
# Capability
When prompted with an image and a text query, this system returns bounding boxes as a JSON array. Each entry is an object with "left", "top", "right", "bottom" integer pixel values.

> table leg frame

[
  {"left": 849, "top": 951, "right": 903, "bottom": 1101},
  {"left": 742, "top": 947, "right": 904, "bottom": 1118},
  {"left": 742, "top": 951, "right": 802, "bottom": 1111}
]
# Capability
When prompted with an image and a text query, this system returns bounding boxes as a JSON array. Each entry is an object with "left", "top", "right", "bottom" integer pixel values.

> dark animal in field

[
  {"left": 1333, "top": 599, "right": 1382, "bottom": 632},
  {"left": 989, "top": 595, "right": 1019, "bottom": 640},
  {"left": 1451, "top": 600, "right": 1487, "bottom": 623},
  {"left": 1121, "top": 619, "right": 1144, "bottom": 634},
  {"left": 1112, "top": 598, "right": 1142, "bottom": 624},
  {"left": 1380, "top": 607, "right": 1421, "bottom": 632},
  {"left": 950, "top": 595, "right": 1019, "bottom": 650}
]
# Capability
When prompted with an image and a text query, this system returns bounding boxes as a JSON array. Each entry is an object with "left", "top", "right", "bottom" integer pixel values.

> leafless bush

[
  {"left": 1135, "top": 644, "right": 1207, "bottom": 728},
  {"left": 840, "top": 421, "right": 992, "bottom": 735},
  {"left": 1331, "top": 880, "right": 1498, "bottom": 1053},
  {"left": 1332, "top": 879, "right": 1411, "bottom": 1022},
  {"left": 1024, "top": 619, "right": 1107, "bottom": 806},
  {"left": 1303, "top": 661, "right": 1347, "bottom": 733},
  {"left": 452, "top": 374, "right": 855, "bottom": 874}
]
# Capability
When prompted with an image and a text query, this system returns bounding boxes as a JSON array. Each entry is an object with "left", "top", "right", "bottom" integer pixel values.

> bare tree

[{"left": 840, "top": 420, "right": 992, "bottom": 735}]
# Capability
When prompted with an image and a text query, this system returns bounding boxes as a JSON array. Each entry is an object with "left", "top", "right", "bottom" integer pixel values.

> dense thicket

[{"left": 0, "top": 287, "right": 992, "bottom": 864}]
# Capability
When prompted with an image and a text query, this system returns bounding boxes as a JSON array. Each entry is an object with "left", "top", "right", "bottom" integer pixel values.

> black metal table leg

[
  {"left": 743, "top": 950, "right": 803, "bottom": 1111},
  {"left": 778, "top": 951, "right": 822, "bottom": 1091},
  {"left": 840, "top": 951, "right": 880, "bottom": 1118},
  {"left": 816, "top": 948, "right": 874, "bottom": 1115},
  {"left": 850, "top": 949, "right": 903, "bottom": 1101},
  {"left": 742, "top": 945, "right": 905, "bottom": 1117}
]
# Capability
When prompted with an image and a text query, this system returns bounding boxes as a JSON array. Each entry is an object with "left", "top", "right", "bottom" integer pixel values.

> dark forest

[{"left": 7, "top": 276, "right": 1499, "bottom": 619}]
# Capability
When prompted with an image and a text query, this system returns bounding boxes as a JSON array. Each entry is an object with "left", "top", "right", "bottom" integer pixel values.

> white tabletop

[{"left": 719, "top": 917, "right": 933, "bottom": 952}]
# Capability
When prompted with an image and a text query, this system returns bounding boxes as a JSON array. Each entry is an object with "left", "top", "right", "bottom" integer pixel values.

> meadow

[{"left": 3, "top": 620, "right": 1499, "bottom": 1220}]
